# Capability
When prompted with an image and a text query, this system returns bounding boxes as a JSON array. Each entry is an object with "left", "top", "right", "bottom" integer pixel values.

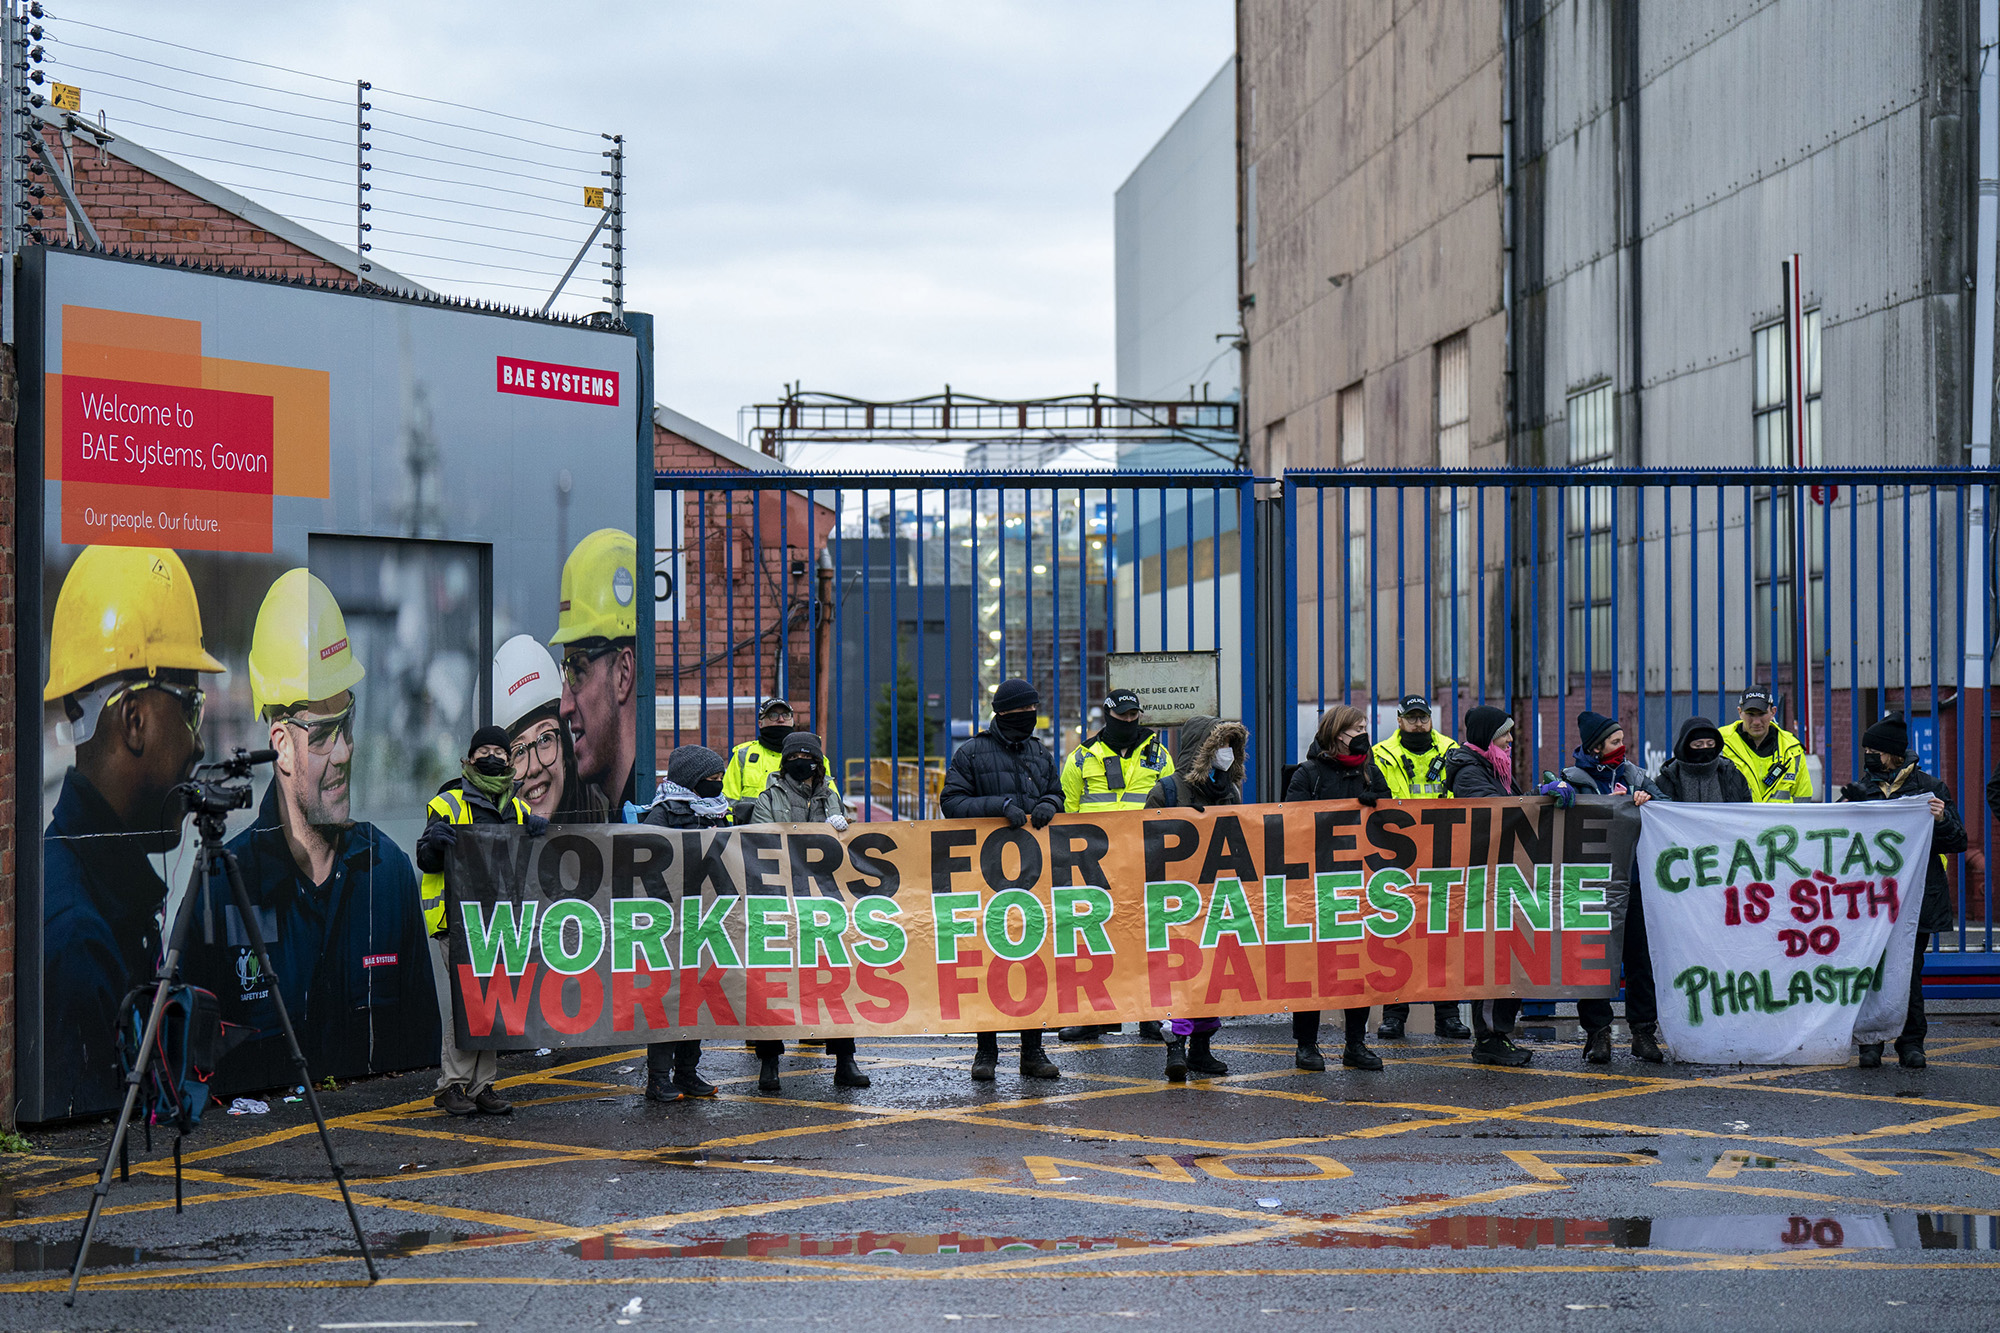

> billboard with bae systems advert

[{"left": 14, "top": 247, "right": 649, "bottom": 1122}]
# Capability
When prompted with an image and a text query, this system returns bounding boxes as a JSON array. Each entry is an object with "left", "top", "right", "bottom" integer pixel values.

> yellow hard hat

[
  {"left": 550, "top": 527, "right": 637, "bottom": 645},
  {"left": 44, "top": 546, "right": 226, "bottom": 702},
  {"left": 247, "top": 568, "right": 366, "bottom": 717}
]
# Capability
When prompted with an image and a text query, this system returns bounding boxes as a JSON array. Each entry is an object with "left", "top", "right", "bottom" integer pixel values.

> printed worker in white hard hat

[
  {"left": 493, "top": 633, "right": 605, "bottom": 824},
  {"left": 553, "top": 528, "right": 640, "bottom": 810},
  {"left": 183, "top": 568, "right": 438, "bottom": 1091},
  {"left": 41, "top": 545, "right": 225, "bottom": 1116}
]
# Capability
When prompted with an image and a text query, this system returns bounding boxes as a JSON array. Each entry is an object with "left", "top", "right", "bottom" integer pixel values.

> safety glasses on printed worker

[
  {"left": 110, "top": 679, "right": 205, "bottom": 737},
  {"left": 282, "top": 700, "right": 355, "bottom": 754},
  {"left": 561, "top": 642, "right": 619, "bottom": 688}
]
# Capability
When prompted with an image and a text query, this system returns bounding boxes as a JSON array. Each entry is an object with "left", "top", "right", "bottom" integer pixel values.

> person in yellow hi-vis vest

[
  {"left": 1369, "top": 696, "right": 1473, "bottom": 1042},
  {"left": 1057, "top": 689, "right": 1174, "bottom": 1043},
  {"left": 415, "top": 725, "right": 544, "bottom": 1117},
  {"left": 721, "top": 697, "right": 840, "bottom": 824},
  {"left": 1719, "top": 690, "right": 1815, "bottom": 803}
]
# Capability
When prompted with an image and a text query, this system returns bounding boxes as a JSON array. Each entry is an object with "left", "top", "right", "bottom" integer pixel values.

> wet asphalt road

[{"left": 4, "top": 1009, "right": 1999, "bottom": 1332}]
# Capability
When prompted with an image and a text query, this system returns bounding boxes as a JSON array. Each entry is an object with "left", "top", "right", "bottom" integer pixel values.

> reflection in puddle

[
  {"left": 1289, "top": 1213, "right": 1999, "bottom": 1252},
  {"left": 572, "top": 1230, "right": 1164, "bottom": 1260}
]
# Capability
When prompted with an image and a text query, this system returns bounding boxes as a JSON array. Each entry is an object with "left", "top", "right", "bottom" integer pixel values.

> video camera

[{"left": 180, "top": 747, "right": 276, "bottom": 820}]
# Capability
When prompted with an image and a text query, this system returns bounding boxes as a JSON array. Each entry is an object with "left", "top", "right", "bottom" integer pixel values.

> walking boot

[
  {"left": 1019, "top": 1046, "right": 1062, "bottom": 1080},
  {"left": 1341, "top": 1041, "right": 1383, "bottom": 1071},
  {"left": 645, "top": 1072, "right": 685, "bottom": 1104},
  {"left": 834, "top": 1053, "right": 872, "bottom": 1088},
  {"left": 1138, "top": 1021, "right": 1165, "bottom": 1042},
  {"left": 434, "top": 1084, "right": 477, "bottom": 1117},
  {"left": 1376, "top": 1013, "right": 1407, "bottom": 1040},
  {"left": 758, "top": 1050, "right": 783, "bottom": 1093},
  {"left": 970, "top": 1048, "right": 998, "bottom": 1082},
  {"left": 473, "top": 1088, "right": 513, "bottom": 1116},
  {"left": 1857, "top": 1042, "right": 1884, "bottom": 1068},
  {"left": 1897, "top": 1042, "right": 1927, "bottom": 1070},
  {"left": 1294, "top": 1041, "right": 1326, "bottom": 1072},
  {"left": 1058, "top": 1025, "right": 1108, "bottom": 1042},
  {"left": 1164, "top": 1036, "right": 1188, "bottom": 1083},
  {"left": 1583, "top": 1028, "right": 1612, "bottom": 1064},
  {"left": 1472, "top": 1033, "right": 1533, "bottom": 1067},
  {"left": 1630, "top": 1024, "right": 1665, "bottom": 1064},
  {"left": 673, "top": 1055, "right": 717, "bottom": 1099},
  {"left": 1434, "top": 1008, "right": 1472, "bottom": 1039},
  {"left": 1186, "top": 1031, "right": 1229, "bottom": 1077}
]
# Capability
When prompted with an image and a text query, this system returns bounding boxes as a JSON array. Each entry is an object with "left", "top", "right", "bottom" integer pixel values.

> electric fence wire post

[
  {"left": 603, "top": 130, "right": 622, "bottom": 316},
  {"left": 355, "top": 77, "right": 370, "bottom": 281}
]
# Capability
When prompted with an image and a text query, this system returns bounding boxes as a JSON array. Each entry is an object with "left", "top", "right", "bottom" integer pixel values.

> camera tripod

[{"left": 66, "top": 750, "right": 377, "bottom": 1303}]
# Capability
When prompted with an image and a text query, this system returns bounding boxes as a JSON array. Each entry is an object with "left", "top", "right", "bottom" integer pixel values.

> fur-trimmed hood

[{"left": 1175, "top": 715, "right": 1247, "bottom": 787}]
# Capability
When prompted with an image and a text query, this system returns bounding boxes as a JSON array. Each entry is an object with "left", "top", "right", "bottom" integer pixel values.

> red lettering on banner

[
  {"left": 495, "top": 354, "right": 621, "bottom": 405},
  {"left": 1147, "top": 939, "right": 1202, "bottom": 1007},
  {"left": 1316, "top": 940, "right": 1364, "bottom": 999},
  {"left": 1500, "top": 928, "right": 1552, "bottom": 986},
  {"left": 1364, "top": 937, "right": 1414, "bottom": 993},
  {"left": 1426, "top": 931, "right": 1451, "bottom": 990},
  {"left": 747, "top": 968, "right": 796, "bottom": 1026},
  {"left": 1560, "top": 931, "right": 1609, "bottom": 988},
  {"left": 538, "top": 970, "right": 604, "bottom": 1034},
  {"left": 855, "top": 963, "right": 909, "bottom": 1023},
  {"left": 988, "top": 955, "right": 1049, "bottom": 1018},
  {"left": 1462, "top": 929, "right": 1486, "bottom": 986},
  {"left": 1263, "top": 943, "right": 1313, "bottom": 1001},
  {"left": 938, "top": 950, "right": 986, "bottom": 1020},
  {"left": 797, "top": 967, "right": 854, "bottom": 1025},
  {"left": 612, "top": 961, "right": 672, "bottom": 1032},
  {"left": 677, "top": 965, "right": 739, "bottom": 1026},
  {"left": 1054, "top": 952, "right": 1117, "bottom": 1015},
  {"left": 1203, "top": 938, "right": 1262, "bottom": 1006},
  {"left": 459, "top": 963, "right": 537, "bottom": 1037}
]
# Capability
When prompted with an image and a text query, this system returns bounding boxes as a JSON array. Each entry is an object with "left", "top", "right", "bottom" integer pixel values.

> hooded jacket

[
  {"left": 939, "top": 722, "right": 1061, "bottom": 820},
  {"left": 1655, "top": 717, "right": 1752, "bottom": 803},
  {"left": 1840, "top": 761, "right": 1967, "bottom": 934},
  {"left": 1286, "top": 742, "right": 1391, "bottom": 803},
  {"left": 1562, "top": 749, "right": 1663, "bottom": 798},
  {"left": 1144, "top": 716, "right": 1247, "bottom": 811},
  {"left": 746, "top": 759, "right": 845, "bottom": 825}
]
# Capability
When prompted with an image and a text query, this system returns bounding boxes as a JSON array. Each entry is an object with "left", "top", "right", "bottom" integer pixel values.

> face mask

[
  {"left": 1102, "top": 716, "right": 1143, "bottom": 750},
  {"left": 472, "top": 753, "right": 510, "bottom": 777},
  {"left": 1598, "top": 744, "right": 1627, "bottom": 767},
  {"left": 693, "top": 775, "right": 724, "bottom": 799},
  {"left": 1213, "top": 747, "right": 1235, "bottom": 772},
  {"left": 783, "top": 756, "right": 821, "bottom": 782},
  {"left": 1864, "top": 752, "right": 1896, "bottom": 775},
  {"left": 995, "top": 712, "right": 1036, "bottom": 742},
  {"left": 1682, "top": 744, "right": 1718, "bottom": 767},
  {"left": 462, "top": 758, "right": 513, "bottom": 802},
  {"left": 760, "top": 723, "right": 793, "bottom": 751},
  {"left": 1398, "top": 726, "right": 1431, "bottom": 751},
  {"left": 1347, "top": 733, "right": 1370, "bottom": 756}
]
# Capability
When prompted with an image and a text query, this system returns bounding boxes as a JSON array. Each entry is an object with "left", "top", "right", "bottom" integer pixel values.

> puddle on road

[
  {"left": 1289, "top": 1213, "right": 1998, "bottom": 1252},
  {"left": 571, "top": 1230, "right": 1167, "bottom": 1260}
]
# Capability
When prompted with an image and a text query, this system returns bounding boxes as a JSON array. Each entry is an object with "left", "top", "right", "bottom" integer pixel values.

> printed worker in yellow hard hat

[
  {"left": 41, "top": 545, "right": 224, "bottom": 1116},
  {"left": 554, "top": 528, "right": 640, "bottom": 810},
  {"left": 182, "top": 568, "right": 438, "bottom": 1091}
]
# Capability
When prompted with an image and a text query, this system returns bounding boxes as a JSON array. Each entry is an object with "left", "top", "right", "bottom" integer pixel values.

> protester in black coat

[
  {"left": 1563, "top": 711, "right": 1666, "bottom": 1066},
  {"left": 636, "top": 746, "right": 735, "bottom": 1104},
  {"left": 1655, "top": 716, "right": 1752, "bottom": 802},
  {"left": 938, "top": 679, "right": 1063, "bottom": 1082},
  {"left": 1282, "top": 705, "right": 1387, "bottom": 1073},
  {"left": 1437, "top": 707, "right": 1534, "bottom": 1066},
  {"left": 1839, "top": 714, "right": 1967, "bottom": 1069}
]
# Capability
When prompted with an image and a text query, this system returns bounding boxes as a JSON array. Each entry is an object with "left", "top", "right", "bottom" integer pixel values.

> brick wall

[{"left": 655, "top": 423, "right": 835, "bottom": 772}]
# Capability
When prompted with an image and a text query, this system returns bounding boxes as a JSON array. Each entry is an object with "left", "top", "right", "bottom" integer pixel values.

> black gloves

[
  {"left": 1838, "top": 782, "right": 1866, "bottom": 803},
  {"left": 1029, "top": 800, "right": 1058, "bottom": 829},
  {"left": 526, "top": 814, "right": 550, "bottom": 838},
  {"left": 430, "top": 823, "right": 459, "bottom": 848},
  {"left": 1357, "top": 792, "right": 1379, "bottom": 807},
  {"left": 1003, "top": 801, "right": 1030, "bottom": 829}
]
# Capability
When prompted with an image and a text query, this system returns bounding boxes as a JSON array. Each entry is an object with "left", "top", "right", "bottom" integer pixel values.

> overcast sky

[{"left": 71, "top": 2, "right": 1234, "bottom": 461}]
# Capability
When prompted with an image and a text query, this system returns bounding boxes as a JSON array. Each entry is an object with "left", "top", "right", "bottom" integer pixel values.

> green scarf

[{"left": 462, "top": 760, "right": 515, "bottom": 806}]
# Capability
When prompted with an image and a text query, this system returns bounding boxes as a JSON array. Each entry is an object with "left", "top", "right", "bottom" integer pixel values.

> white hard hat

[{"left": 493, "top": 634, "right": 562, "bottom": 734}]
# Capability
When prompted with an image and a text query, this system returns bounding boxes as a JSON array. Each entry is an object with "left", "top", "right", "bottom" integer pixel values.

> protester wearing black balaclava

[
  {"left": 1656, "top": 716, "right": 1752, "bottom": 803},
  {"left": 722, "top": 697, "right": 843, "bottom": 825},
  {"left": 939, "top": 679, "right": 1069, "bottom": 1079},
  {"left": 638, "top": 744, "right": 730, "bottom": 1105}
]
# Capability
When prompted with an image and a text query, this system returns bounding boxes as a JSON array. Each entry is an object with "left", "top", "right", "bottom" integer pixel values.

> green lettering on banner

[
  {"left": 935, "top": 891, "right": 982, "bottom": 962},
  {"left": 1560, "top": 865, "right": 1612, "bottom": 930},
  {"left": 1418, "top": 869, "right": 1462, "bottom": 934},
  {"left": 1263, "top": 874, "right": 1313, "bottom": 944},
  {"left": 985, "top": 888, "right": 1048, "bottom": 961},
  {"left": 745, "top": 895, "right": 794, "bottom": 967},
  {"left": 681, "top": 895, "right": 742, "bottom": 969},
  {"left": 1315, "top": 871, "right": 1364, "bottom": 941},
  {"left": 1202, "top": 877, "right": 1262, "bottom": 947},
  {"left": 1462, "top": 866, "right": 1488, "bottom": 931},
  {"left": 1756, "top": 825, "right": 1808, "bottom": 880},
  {"left": 1145, "top": 881, "right": 1202, "bottom": 951},
  {"left": 797, "top": 898, "right": 851, "bottom": 968},
  {"left": 1673, "top": 964, "right": 1711, "bottom": 1026},
  {"left": 1841, "top": 833, "right": 1876, "bottom": 876},
  {"left": 610, "top": 897, "right": 674, "bottom": 972},
  {"left": 1364, "top": 869, "right": 1416, "bottom": 938},
  {"left": 1872, "top": 827, "right": 1907, "bottom": 875},
  {"left": 1693, "top": 844, "right": 1722, "bottom": 886},
  {"left": 462, "top": 901, "right": 538, "bottom": 978},
  {"left": 1494, "top": 864, "right": 1552, "bottom": 931},
  {"left": 540, "top": 900, "right": 605, "bottom": 976},
  {"left": 852, "top": 898, "right": 907, "bottom": 966},
  {"left": 1804, "top": 827, "right": 1843, "bottom": 872},
  {"left": 1052, "top": 885, "right": 1114, "bottom": 958},
  {"left": 1655, "top": 847, "right": 1691, "bottom": 892},
  {"left": 1724, "top": 838, "right": 1762, "bottom": 885}
]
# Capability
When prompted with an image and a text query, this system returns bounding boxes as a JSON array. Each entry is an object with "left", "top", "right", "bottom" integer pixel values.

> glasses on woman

[
  {"left": 510, "top": 726, "right": 562, "bottom": 770},
  {"left": 282, "top": 700, "right": 355, "bottom": 755}
]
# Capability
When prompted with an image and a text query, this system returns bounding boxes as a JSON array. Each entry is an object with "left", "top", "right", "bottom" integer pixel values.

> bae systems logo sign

[{"left": 496, "top": 355, "right": 620, "bottom": 405}]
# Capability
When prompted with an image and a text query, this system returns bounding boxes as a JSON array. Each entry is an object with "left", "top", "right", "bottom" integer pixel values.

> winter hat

[
  {"left": 1577, "top": 711, "right": 1619, "bottom": 753},
  {"left": 1464, "top": 706, "right": 1512, "bottom": 750},
  {"left": 781, "top": 731, "right": 825, "bottom": 762},
  {"left": 666, "top": 744, "right": 728, "bottom": 788},
  {"left": 993, "top": 678, "right": 1039, "bottom": 713},
  {"left": 469, "top": 724, "right": 511, "bottom": 756},
  {"left": 1863, "top": 713, "right": 1910, "bottom": 757}
]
